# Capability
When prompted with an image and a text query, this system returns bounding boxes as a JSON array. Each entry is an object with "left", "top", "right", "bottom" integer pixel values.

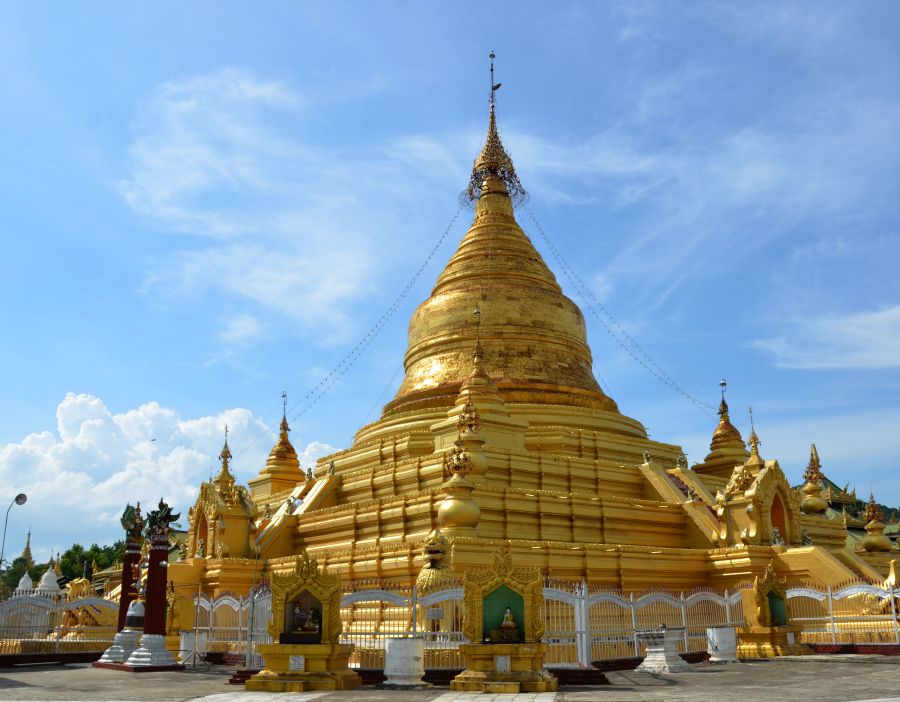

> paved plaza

[{"left": 2, "top": 657, "right": 900, "bottom": 702}]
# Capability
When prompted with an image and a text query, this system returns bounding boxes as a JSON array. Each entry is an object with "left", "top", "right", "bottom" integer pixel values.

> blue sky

[{"left": 2, "top": 1, "right": 899, "bottom": 562}]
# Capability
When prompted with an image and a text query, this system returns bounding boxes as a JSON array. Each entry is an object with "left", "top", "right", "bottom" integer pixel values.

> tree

[{"left": 58, "top": 541, "right": 125, "bottom": 580}]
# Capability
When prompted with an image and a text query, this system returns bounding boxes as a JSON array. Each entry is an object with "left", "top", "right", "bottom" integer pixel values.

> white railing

[
  {"left": 190, "top": 585, "right": 271, "bottom": 667},
  {"left": 786, "top": 581, "right": 900, "bottom": 646},
  {"left": 0, "top": 595, "right": 118, "bottom": 654},
  {"left": 191, "top": 578, "right": 743, "bottom": 670}
]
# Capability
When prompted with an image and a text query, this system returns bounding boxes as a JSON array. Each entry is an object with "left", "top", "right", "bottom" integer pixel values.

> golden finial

[
  {"left": 746, "top": 406, "right": 763, "bottom": 465},
  {"left": 216, "top": 425, "right": 233, "bottom": 481},
  {"left": 220, "top": 425, "right": 232, "bottom": 463},
  {"left": 711, "top": 378, "right": 743, "bottom": 450},
  {"left": 803, "top": 443, "right": 824, "bottom": 484},
  {"left": 467, "top": 51, "right": 526, "bottom": 204},
  {"left": 864, "top": 491, "right": 884, "bottom": 525},
  {"left": 280, "top": 391, "right": 290, "bottom": 434}
]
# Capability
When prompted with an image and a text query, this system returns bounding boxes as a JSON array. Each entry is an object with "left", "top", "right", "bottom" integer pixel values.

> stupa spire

[
  {"left": 466, "top": 51, "right": 526, "bottom": 204},
  {"left": 746, "top": 406, "right": 763, "bottom": 467},
  {"left": 20, "top": 529, "right": 34, "bottom": 568},
  {"left": 215, "top": 425, "right": 234, "bottom": 483},
  {"left": 710, "top": 379, "right": 744, "bottom": 451},
  {"left": 264, "top": 392, "right": 301, "bottom": 477}
]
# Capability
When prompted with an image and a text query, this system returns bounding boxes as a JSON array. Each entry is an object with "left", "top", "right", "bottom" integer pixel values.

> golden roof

[
  {"left": 710, "top": 397, "right": 744, "bottom": 451},
  {"left": 385, "top": 95, "right": 617, "bottom": 415}
]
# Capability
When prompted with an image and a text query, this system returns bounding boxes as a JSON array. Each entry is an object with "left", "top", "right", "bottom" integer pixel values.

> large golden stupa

[{"left": 170, "top": 74, "right": 894, "bottom": 603}]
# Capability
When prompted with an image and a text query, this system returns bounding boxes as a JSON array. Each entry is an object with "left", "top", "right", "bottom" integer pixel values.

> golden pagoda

[{"left": 169, "top": 66, "right": 890, "bottom": 606}]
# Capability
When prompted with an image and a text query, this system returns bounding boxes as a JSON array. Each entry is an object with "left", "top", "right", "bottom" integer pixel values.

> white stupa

[
  {"left": 33, "top": 567, "right": 61, "bottom": 598},
  {"left": 13, "top": 572, "right": 33, "bottom": 597}
]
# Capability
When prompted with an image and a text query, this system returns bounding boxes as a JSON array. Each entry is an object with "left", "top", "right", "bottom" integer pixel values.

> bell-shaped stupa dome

[
  {"left": 14, "top": 572, "right": 33, "bottom": 596},
  {"left": 385, "top": 92, "right": 616, "bottom": 416},
  {"left": 34, "top": 566, "right": 61, "bottom": 597}
]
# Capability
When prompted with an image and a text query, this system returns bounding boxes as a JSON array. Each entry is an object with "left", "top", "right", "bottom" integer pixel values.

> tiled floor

[{"left": 430, "top": 694, "right": 557, "bottom": 702}]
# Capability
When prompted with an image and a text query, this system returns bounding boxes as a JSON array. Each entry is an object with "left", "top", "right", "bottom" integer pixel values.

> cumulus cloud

[{"left": 0, "top": 393, "right": 335, "bottom": 562}]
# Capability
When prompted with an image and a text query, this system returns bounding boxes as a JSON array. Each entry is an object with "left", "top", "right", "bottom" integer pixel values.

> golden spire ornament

[
  {"left": 466, "top": 51, "right": 526, "bottom": 204},
  {"left": 710, "top": 379, "right": 743, "bottom": 450}
]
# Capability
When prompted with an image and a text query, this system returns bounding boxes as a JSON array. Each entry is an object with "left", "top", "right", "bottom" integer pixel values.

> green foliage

[
  {"left": 0, "top": 556, "right": 44, "bottom": 598},
  {"left": 1, "top": 540, "right": 125, "bottom": 598},
  {"left": 58, "top": 541, "right": 125, "bottom": 580}
]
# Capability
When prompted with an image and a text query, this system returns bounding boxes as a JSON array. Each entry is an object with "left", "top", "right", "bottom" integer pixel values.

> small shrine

[
  {"left": 450, "top": 545, "right": 557, "bottom": 693},
  {"left": 736, "top": 561, "right": 810, "bottom": 658},
  {"left": 246, "top": 551, "right": 361, "bottom": 692}
]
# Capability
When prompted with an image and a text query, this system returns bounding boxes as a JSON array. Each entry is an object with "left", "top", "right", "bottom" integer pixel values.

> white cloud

[
  {"left": 120, "top": 68, "right": 467, "bottom": 338},
  {"left": 0, "top": 393, "right": 334, "bottom": 560},
  {"left": 219, "top": 313, "right": 262, "bottom": 345},
  {"left": 752, "top": 305, "right": 900, "bottom": 370}
]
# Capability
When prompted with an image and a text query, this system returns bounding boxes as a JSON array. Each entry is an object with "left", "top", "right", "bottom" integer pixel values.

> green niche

[
  {"left": 483, "top": 584, "right": 524, "bottom": 642},
  {"left": 767, "top": 591, "right": 788, "bottom": 626}
]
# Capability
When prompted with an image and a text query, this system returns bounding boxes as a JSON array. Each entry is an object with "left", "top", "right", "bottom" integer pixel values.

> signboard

[
  {"left": 493, "top": 655, "right": 510, "bottom": 673},
  {"left": 289, "top": 655, "right": 305, "bottom": 672}
]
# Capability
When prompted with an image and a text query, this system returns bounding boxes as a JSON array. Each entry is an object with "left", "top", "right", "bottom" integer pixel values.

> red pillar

[
  {"left": 141, "top": 533, "right": 169, "bottom": 636},
  {"left": 116, "top": 536, "right": 143, "bottom": 631}
]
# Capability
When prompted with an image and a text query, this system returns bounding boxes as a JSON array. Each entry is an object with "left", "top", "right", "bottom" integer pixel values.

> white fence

[
  {"left": 0, "top": 595, "right": 118, "bottom": 654},
  {"left": 192, "top": 579, "right": 744, "bottom": 669},
  {"left": 786, "top": 581, "right": 900, "bottom": 646},
  {"left": 189, "top": 586, "right": 271, "bottom": 667}
]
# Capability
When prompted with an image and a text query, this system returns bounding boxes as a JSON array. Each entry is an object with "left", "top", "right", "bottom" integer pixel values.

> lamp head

[{"left": 14, "top": 494, "right": 26, "bottom": 506}]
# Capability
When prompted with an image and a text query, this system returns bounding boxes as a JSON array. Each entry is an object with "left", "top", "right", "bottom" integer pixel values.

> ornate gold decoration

[
  {"left": 751, "top": 561, "right": 788, "bottom": 627},
  {"left": 466, "top": 53, "right": 525, "bottom": 204},
  {"left": 268, "top": 551, "right": 343, "bottom": 643},
  {"left": 415, "top": 529, "right": 456, "bottom": 593},
  {"left": 448, "top": 439, "right": 474, "bottom": 476},
  {"left": 461, "top": 544, "right": 544, "bottom": 644},
  {"left": 747, "top": 427, "right": 763, "bottom": 467},
  {"left": 864, "top": 492, "right": 885, "bottom": 525},
  {"left": 186, "top": 429, "right": 254, "bottom": 559},
  {"left": 457, "top": 400, "right": 482, "bottom": 434},
  {"left": 799, "top": 444, "right": 828, "bottom": 516},
  {"left": 803, "top": 443, "right": 824, "bottom": 484},
  {"left": 724, "top": 464, "right": 755, "bottom": 495}
]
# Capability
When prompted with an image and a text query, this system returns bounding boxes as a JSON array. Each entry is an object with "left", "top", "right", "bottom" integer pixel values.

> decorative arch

[{"left": 753, "top": 461, "right": 801, "bottom": 545}]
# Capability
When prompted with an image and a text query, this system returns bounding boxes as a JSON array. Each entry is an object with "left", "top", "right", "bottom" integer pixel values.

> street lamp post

[{"left": 0, "top": 493, "right": 28, "bottom": 573}]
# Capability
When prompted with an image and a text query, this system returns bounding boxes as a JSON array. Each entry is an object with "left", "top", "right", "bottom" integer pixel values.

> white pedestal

[
  {"left": 98, "top": 629, "right": 140, "bottom": 664},
  {"left": 707, "top": 626, "right": 739, "bottom": 663},
  {"left": 635, "top": 627, "right": 692, "bottom": 673},
  {"left": 125, "top": 633, "right": 179, "bottom": 668},
  {"left": 382, "top": 637, "right": 431, "bottom": 689}
]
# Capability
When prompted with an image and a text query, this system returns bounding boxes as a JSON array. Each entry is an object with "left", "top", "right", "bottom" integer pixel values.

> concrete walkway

[{"left": 1, "top": 657, "right": 900, "bottom": 702}]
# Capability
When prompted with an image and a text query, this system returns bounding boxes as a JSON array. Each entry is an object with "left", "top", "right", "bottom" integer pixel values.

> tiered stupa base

[
  {"left": 95, "top": 629, "right": 140, "bottom": 666},
  {"left": 450, "top": 643, "right": 558, "bottom": 693},
  {"left": 246, "top": 643, "right": 362, "bottom": 692},
  {"left": 95, "top": 634, "right": 183, "bottom": 672}
]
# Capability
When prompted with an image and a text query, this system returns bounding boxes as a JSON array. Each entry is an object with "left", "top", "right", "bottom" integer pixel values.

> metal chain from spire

[
  {"left": 232, "top": 206, "right": 464, "bottom": 461},
  {"left": 523, "top": 204, "right": 716, "bottom": 416}
]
